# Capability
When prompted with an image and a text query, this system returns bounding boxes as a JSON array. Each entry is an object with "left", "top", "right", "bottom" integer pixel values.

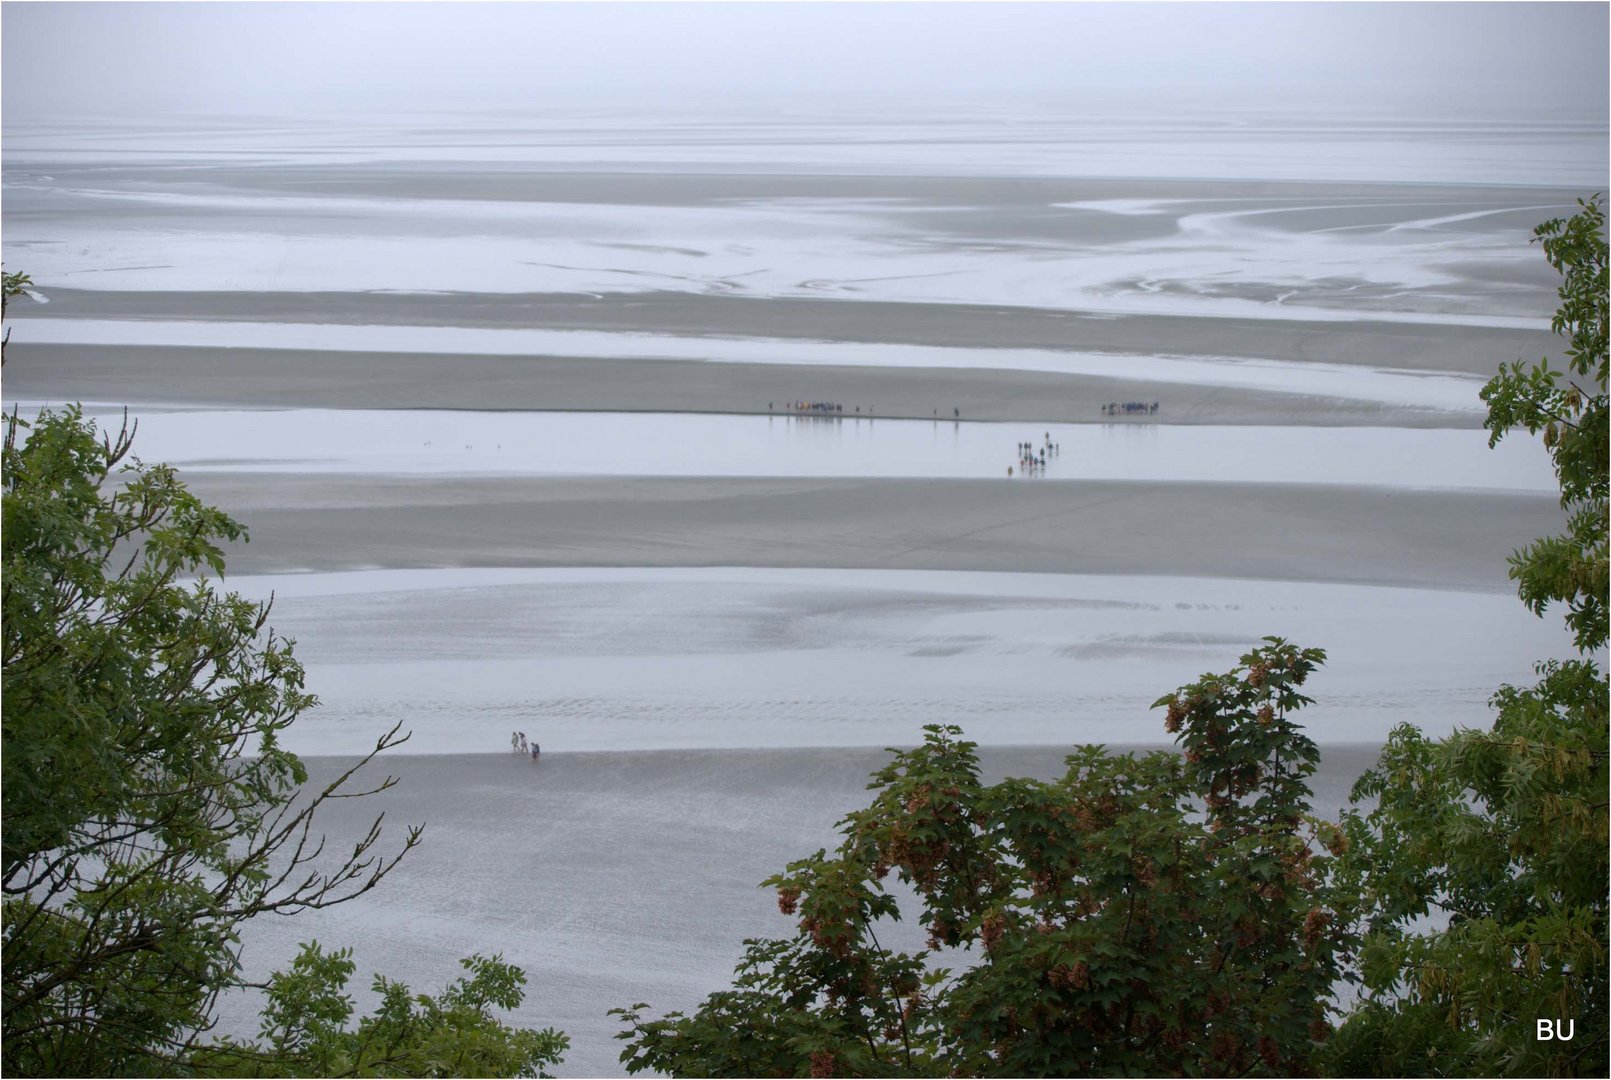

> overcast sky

[{"left": 3, "top": 1, "right": 1606, "bottom": 122}]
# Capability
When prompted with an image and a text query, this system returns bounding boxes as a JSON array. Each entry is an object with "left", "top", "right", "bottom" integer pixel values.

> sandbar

[
  {"left": 8, "top": 289, "right": 1556, "bottom": 377},
  {"left": 181, "top": 473, "right": 1562, "bottom": 592}
]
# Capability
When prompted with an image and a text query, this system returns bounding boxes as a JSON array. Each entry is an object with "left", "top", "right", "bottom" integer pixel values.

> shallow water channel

[{"left": 51, "top": 404, "right": 1555, "bottom": 491}]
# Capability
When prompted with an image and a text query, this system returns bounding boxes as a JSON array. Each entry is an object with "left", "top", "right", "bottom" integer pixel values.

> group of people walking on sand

[
  {"left": 775, "top": 400, "right": 844, "bottom": 413},
  {"left": 1009, "top": 433, "right": 1061, "bottom": 476},
  {"left": 1102, "top": 401, "right": 1159, "bottom": 415},
  {"left": 511, "top": 731, "right": 541, "bottom": 760},
  {"left": 771, "top": 401, "right": 887, "bottom": 416}
]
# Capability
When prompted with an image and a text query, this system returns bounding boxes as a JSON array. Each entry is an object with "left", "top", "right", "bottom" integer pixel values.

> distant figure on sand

[
  {"left": 519, "top": 732, "right": 528, "bottom": 753},
  {"left": 531, "top": 742, "right": 541, "bottom": 761},
  {"left": 511, "top": 731, "right": 520, "bottom": 753}
]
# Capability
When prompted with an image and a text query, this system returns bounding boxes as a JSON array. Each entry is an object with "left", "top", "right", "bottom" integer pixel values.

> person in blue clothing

[{"left": 530, "top": 741, "right": 541, "bottom": 760}]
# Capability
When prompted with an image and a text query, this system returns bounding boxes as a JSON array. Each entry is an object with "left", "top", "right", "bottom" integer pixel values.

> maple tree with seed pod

[{"left": 614, "top": 638, "right": 1350, "bottom": 1077}]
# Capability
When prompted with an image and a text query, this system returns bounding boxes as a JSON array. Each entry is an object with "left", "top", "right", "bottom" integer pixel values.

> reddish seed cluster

[
  {"left": 1302, "top": 906, "right": 1331, "bottom": 948},
  {"left": 1282, "top": 846, "right": 1318, "bottom": 890},
  {"left": 808, "top": 1049, "right": 836, "bottom": 1078},
  {"left": 880, "top": 817, "right": 955, "bottom": 892},
  {"left": 1046, "top": 959, "right": 1092, "bottom": 991},
  {"left": 980, "top": 912, "right": 1006, "bottom": 952},
  {"left": 884, "top": 828, "right": 911, "bottom": 867},
  {"left": 777, "top": 884, "right": 801, "bottom": 916}
]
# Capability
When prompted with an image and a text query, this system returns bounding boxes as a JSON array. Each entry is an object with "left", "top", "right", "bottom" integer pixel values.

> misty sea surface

[{"left": 4, "top": 108, "right": 1604, "bottom": 1074}]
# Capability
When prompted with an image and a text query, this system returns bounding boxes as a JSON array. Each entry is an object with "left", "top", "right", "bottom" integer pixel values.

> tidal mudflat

[
  {"left": 215, "top": 566, "right": 1574, "bottom": 756},
  {"left": 3, "top": 110, "right": 1603, "bottom": 1073},
  {"left": 17, "top": 401, "right": 1557, "bottom": 487}
]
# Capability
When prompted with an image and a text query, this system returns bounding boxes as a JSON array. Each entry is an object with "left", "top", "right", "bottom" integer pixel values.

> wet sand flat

[
  {"left": 16, "top": 166, "right": 1578, "bottom": 210},
  {"left": 6, "top": 106, "right": 1604, "bottom": 1080},
  {"left": 182, "top": 473, "right": 1562, "bottom": 592},
  {"left": 40, "top": 406, "right": 1547, "bottom": 486},
  {"left": 6, "top": 162, "right": 1580, "bottom": 330},
  {"left": 221, "top": 567, "right": 1576, "bottom": 756},
  {"left": 222, "top": 745, "right": 1385, "bottom": 1076},
  {"left": 0, "top": 343, "right": 1491, "bottom": 426},
  {"left": 7, "top": 125, "right": 1590, "bottom": 1076},
  {"left": 8, "top": 289, "right": 1556, "bottom": 379}
]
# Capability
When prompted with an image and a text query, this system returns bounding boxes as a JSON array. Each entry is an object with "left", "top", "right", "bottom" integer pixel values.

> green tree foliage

[
  {"left": 193, "top": 945, "right": 568, "bottom": 1077},
  {"left": 1326, "top": 198, "right": 1608, "bottom": 1077},
  {"left": 615, "top": 639, "right": 1353, "bottom": 1077},
  {"left": 1481, "top": 196, "right": 1608, "bottom": 652},
  {"left": 2, "top": 267, "right": 33, "bottom": 364},
  {"left": 2, "top": 405, "right": 565, "bottom": 1076}
]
